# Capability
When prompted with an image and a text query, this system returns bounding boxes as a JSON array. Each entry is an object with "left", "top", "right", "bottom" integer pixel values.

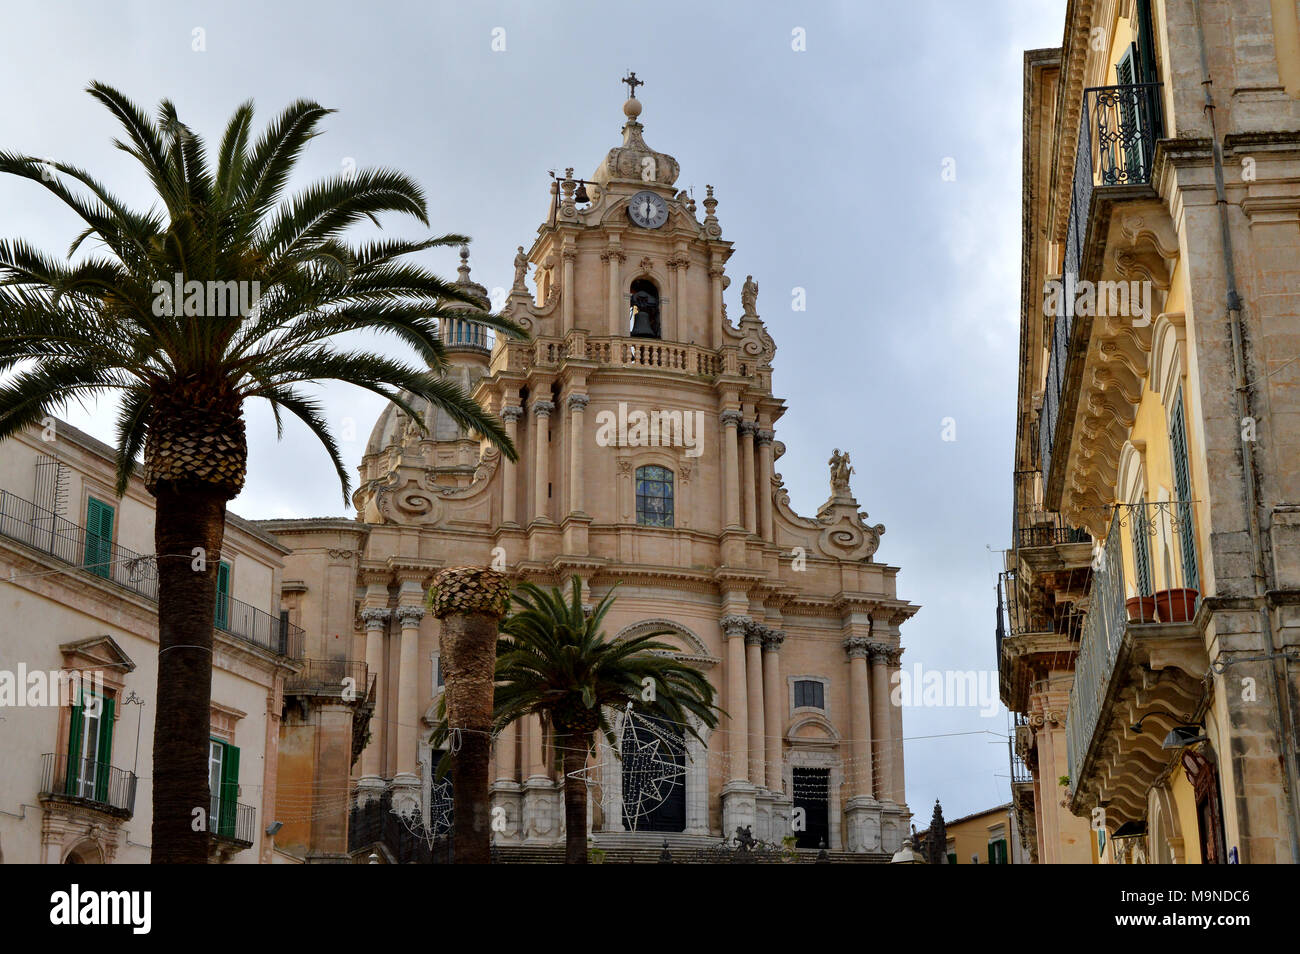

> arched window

[
  {"left": 635, "top": 465, "right": 673, "bottom": 527},
  {"left": 628, "top": 278, "right": 661, "bottom": 339}
]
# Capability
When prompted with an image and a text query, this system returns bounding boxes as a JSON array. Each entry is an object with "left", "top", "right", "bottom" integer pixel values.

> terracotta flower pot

[
  {"left": 1126, "top": 596, "right": 1157, "bottom": 623},
  {"left": 1155, "top": 588, "right": 1198, "bottom": 623}
]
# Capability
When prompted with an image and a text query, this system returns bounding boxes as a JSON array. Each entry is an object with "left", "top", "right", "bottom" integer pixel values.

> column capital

[
  {"left": 719, "top": 409, "right": 743, "bottom": 428},
  {"left": 720, "top": 614, "right": 751, "bottom": 639},
  {"left": 738, "top": 421, "right": 756, "bottom": 438},
  {"left": 501, "top": 405, "right": 524, "bottom": 423},
  {"left": 394, "top": 605, "right": 426, "bottom": 627},
  {"left": 532, "top": 399, "right": 556, "bottom": 419},
  {"left": 566, "top": 393, "right": 590, "bottom": 412},
  {"left": 843, "top": 635, "right": 872, "bottom": 659},
  {"left": 361, "top": 607, "right": 391, "bottom": 631},
  {"left": 755, "top": 428, "right": 775, "bottom": 446},
  {"left": 761, "top": 629, "right": 786, "bottom": 652},
  {"left": 869, "top": 642, "right": 903, "bottom": 665}
]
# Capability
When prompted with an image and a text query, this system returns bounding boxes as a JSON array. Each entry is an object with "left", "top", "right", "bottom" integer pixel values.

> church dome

[{"left": 591, "top": 95, "right": 680, "bottom": 189}]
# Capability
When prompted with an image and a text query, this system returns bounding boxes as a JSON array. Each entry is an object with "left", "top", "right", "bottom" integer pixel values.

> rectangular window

[
  {"left": 1169, "top": 387, "right": 1200, "bottom": 592},
  {"left": 66, "top": 691, "right": 114, "bottom": 802},
  {"left": 209, "top": 738, "right": 240, "bottom": 838},
  {"left": 83, "top": 496, "right": 115, "bottom": 578},
  {"left": 988, "top": 838, "right": 1009, "bottom": 864},
  {"left": 947, "top": 852, "right": 958, "bottom": 865},
  {"left": 793, "top": 680, "right": 825, "bottom": 710},
  {"left": 215, "top": 560, "right": 232, "bottom": 630},
  {"left": 1131, "top": 496, "right": 1155, "bottom": 597}
]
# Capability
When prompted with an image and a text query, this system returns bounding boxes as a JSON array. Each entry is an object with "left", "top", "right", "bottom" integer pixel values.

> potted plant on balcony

[
  {"left": 1125, "top": 593, "right": 1157, "bottom": 623},
  {"left": 1155, "top": 587, "right": 1198, "bottom": 623}
]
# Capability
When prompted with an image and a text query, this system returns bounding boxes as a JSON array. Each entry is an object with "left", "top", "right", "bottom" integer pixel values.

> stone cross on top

[{"left": 622, "top": 71, "right": 644, "bottom": 98}]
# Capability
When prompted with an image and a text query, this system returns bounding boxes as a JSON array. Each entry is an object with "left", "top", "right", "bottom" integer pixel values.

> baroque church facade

[{"left": 262, "top": 82, "right": 918, "bottom": 859}]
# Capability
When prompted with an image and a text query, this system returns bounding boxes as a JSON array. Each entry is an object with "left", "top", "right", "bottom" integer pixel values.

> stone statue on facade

[
  {"left": 741, "top": 274, "right": 759, "bottom": 316},
  {"left": 829, "top": 448, "right": 854, "bottom": 495},
  {"left": 512, "top": 246, "right": 529, "bottom": 289}
]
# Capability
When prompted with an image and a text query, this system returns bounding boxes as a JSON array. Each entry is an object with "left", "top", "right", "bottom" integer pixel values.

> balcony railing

[
  {"left": 285, "top": 658, "right": 372, "bottom": 698},
  {"left": 208, "top": 796, "right": 256, "bottom": 847},
  {"left": 0, "top": 488, "right": 303, "bottom": 658},
  {"left": 39, "top": 753, "right": 138, "bottom": 816},
  {"left": 1009, "top": 737, "right": 1034, "bottom": 785},
  {"left": 1039, "top": 83, "right": 1162, "bottom": 495},
  {"left": 440, "top": 316, "right": 493, "bottom": 352},
  {"left": 1066, "top": 500, "right": 1198, "bottom": 795},
  {"left": 1012, "top": 470, "right": 1091, "bottom": 550}
]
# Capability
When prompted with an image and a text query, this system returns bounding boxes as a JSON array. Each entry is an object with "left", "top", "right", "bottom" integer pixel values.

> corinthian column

[
  {"left": 501, "top": 405, "right": 522, "bottom": 526},
  {"left": 567, "top": 393, "right": 588, "bottom": 516},
  {"left": 532, "top": 400, "right": 555, "bottom": 523},
  {"left": 739, "top": 422, "right": 757, "bottom": 534},
  {"left": 745, "top": 623, "right": 765, "bottom": 784},
  {"left": 762, "top": 629, "right": 785, "bottom": 790},
  {"left": 721, "top": 615, "right": 750, "bottom": 782},
  {"left": 756, "top": 429, "right": 775, "bottom": 541},
  {"left": 394, "top": 603, "right": 425, "bottom": 776},
  {"left": 844, "top": 636, "right": 874, "bottom": 798},
  {"left": 359, "top": 607, "right": 390, "bottom": 780},
  {"left": 869, "top": 642, "right": 893, "bottom": 802},
  {"left": 719, "top": 410, "right": 742, "bottom": 530},
  {"left": 428, "top": 567, "right": 511, "bottom": 865},
  {"left": 561, "top": 247, "right": 576, "bottom": 333}
]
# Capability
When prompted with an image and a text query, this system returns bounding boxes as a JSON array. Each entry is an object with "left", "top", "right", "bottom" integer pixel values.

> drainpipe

[{"left": 1192, "top": 0, "right": 1300, "bottom": 864}]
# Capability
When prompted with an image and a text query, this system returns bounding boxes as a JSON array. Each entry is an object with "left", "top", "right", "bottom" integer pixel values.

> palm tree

[
  {"left": 491, "top": 577, "right": 720, "bottom": 863},
  {"left": 0, "top": 84, "right": 524, "bottom": 862}
]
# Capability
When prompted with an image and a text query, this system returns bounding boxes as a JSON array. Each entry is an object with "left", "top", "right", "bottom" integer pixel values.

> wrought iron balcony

[
  {"left": 0, "top": 488, "right": 303, "bottom": 659},
  {"left": 39, "top": 753, "right": 138, "bottom": 817},
  {"left": 208, "top": 796, "right": 256, "bottom": 847},
  {"left": 1012, "top": 470, "right": 1090, "bottom": 551},
  {"left": 1039, "top": 83, "right": 1162, "bottom": 497},
  {"left": 1066, "top": 499, "right": 1199, "bottom": 797},
  {"left": 439, "top": 317, "right": 493, "bottom": 352}
]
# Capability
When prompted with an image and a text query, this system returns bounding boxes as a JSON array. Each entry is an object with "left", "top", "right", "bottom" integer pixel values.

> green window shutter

[
  {"left": 1131, "top": 496, "right": 1154, "bottom": 596},
  {"left": 65, "top": 699, "right": 85, "bottom": 795},
  {"left": 83, "top": 497, "right": 114, "bottom": 578},
  {"left": 946, "top": 852, "right": 957, "bottom": 865},
  {"left": 218, "top": 742, "right": 240, "bottom": 837},
  {"left": 989, "top": 838, "right": 1008, "bottom": 864},
  {"left": 215, "top": 561, "right": 231, "bottom": 630},
  {"left": 1169, "top": 388, "right": 1201, "bottom": 592},
  {"left": 93, "top": 696, "right": 115, "bottom": 803}
]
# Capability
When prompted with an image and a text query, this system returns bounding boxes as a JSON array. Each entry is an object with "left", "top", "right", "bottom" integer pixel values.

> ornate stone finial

[
  {"left": 592, "top": 76, "right": 679, "bottom": 189},
  {"left": 701, "top": 185, "right": 721, "bottom": 238},
  {"left": 360, "top": 607, "right": 391, "bottom": 631},
  {"left": 512, "top": 246, "right": 529, "bottom": 290},
  {"left": 427, "top": 567, "right": 511, "bottom": 619},
  {"left": 829, "top": 448, "right": 855, "bottom": 496},
  {"left": 457, "top": 245, "right": 472, "bottom": 283},
  {"left": 741, "top": 275, "right": 759, "bottom": 317}
]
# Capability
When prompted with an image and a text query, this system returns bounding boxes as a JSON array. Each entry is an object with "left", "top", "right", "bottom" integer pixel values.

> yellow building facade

[{"left": 1003, "top": 0, "right": 1300, "bottom": 864}]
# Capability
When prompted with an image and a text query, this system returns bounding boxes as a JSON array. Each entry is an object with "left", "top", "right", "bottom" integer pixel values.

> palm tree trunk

[
  {"left": 430, "top": 567, "right": 509, "bottom": 865},
  {"left": 150, "top": 486, "right": 225, "bottom": 864},
  {"left": 561, "top": 735, "right": 590, "bottom": 864}
]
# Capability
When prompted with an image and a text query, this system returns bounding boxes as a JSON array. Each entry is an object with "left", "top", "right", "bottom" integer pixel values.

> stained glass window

[{"left": 635, "top": 465, "right": 674, "bottom": 527}]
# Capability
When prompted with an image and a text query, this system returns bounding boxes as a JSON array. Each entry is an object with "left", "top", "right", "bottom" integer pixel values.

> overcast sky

[{"left": 1, "top": 0, "right": 1068, "bottom": 825}]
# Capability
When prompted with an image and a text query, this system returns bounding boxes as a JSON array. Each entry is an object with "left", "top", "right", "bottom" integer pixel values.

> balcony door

[
  {"left": 1115, "top": 45, "right": 1148, "bottom": 181},
  {"left": 66, "top": 692, "right": 114, "bottom": 802}
]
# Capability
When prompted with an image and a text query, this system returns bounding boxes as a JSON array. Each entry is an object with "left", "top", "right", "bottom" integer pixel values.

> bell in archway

[
  {"left": 574, "top": 181, "right": 590, "bottom": 204},
  {"left": 629, "top": 305, "right": 656, "bottom": 337}
]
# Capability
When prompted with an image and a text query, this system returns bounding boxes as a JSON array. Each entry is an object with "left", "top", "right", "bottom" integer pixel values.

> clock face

[{"left": 628, "top": 190, "right": 669, "bottom": 229}]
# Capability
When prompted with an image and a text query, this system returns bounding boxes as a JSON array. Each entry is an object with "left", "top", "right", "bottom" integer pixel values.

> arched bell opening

[{"left": 628, "top": 278, "right": 661, "bottom": 339}]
